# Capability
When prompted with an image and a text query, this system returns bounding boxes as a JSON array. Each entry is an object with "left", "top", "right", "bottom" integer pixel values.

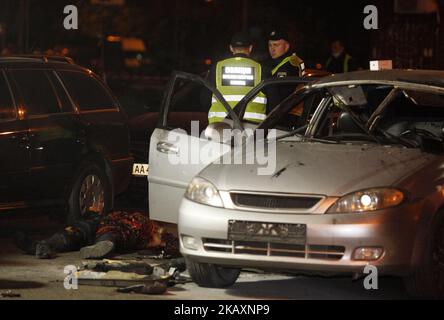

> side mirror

[{"left": 204, "top": 122, "right": 233, "bottom": 143}]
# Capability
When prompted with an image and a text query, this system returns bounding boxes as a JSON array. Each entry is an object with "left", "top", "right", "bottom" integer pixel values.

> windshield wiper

[
  {"left": 305, "top": 137, "right": 340, "bottom": 144},
  {"left": 275, "top": 124, "right": 308, "bottom": 141}
]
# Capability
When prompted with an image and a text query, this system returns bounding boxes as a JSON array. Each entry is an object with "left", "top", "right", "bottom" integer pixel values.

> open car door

[
  {"left": 148, "top": 72, "right": 243, "bottom": 223},
  {"left": 148, "top": 73, "right": 317, "bottom": 224}
]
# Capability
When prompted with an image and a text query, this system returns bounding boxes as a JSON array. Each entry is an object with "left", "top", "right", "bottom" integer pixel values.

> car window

[
  {"left": 0, "top": 71, "right": 15, "bottom": 120},
  {"left": 273, "top": 91, "right": 324, "bottom": 131},
  {"left": 59, "top": 71, "right": 116, "bottom": 111},
  {"left": 378, "top": 92, "right": 444, "bottom": 137},
  {"left": 47, "top": 72, "right": 75, "bottom": 113},
  {"left": 166, "top": 78, "right": 212, "bottom": 134},
  {"left": 10, "top": 69, "right": 60, "bottom": 116},
  {"left": 170, "top": 79, "right": 211, "bottom": 113},
  {"left": 311, "top": 85, "right": 444, "bottom": 147}
]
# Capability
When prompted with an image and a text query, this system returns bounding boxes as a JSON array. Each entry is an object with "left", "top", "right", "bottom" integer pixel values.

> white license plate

[{"left": 132, "top": 163, "right": 149, "bottom": 176}]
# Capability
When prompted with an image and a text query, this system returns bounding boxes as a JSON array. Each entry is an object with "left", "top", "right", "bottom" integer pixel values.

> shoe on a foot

[
  {"left": 80, "top": 241, "right": 115, "bottom": 259},
  {"left": 35, "top": 241, "right": 56, "bottom": 259}
]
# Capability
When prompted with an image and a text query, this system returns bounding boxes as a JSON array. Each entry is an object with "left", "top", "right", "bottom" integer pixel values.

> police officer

[
  {"left": 325, "top": 40, "right": 356, "bottom": 74},
  {"left": 208, "top": 32, "right": 267, "bottom": 124},
  {"left": 265, "top": 29, "right": 305, "bottom": 112}
]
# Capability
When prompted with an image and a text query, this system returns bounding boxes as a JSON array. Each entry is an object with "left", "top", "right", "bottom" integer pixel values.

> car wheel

[
  {"left": 67, "top": 162, "right": 112, "bottom": 224},
  {"left": 404, "top": 209, "right": 444, "bottom": 299},
  {"left": 185, "top": 257, "right": 240, "bottom": 288}
]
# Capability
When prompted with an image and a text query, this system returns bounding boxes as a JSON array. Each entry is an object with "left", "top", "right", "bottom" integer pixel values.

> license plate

[
  {"left": 228, "top": 220, "right": 306, "bottom": 245},
  {"left": 132, "top": 163, "right": 149, "bottom": 176}
]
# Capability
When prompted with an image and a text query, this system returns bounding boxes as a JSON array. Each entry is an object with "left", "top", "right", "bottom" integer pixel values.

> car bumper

[{"left": 179, "top": 198, "right": 422, "bottom": 276}]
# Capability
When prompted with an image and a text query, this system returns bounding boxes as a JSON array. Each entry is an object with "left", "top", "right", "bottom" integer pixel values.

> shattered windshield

[{"left": 311, "top": 84, "right": 444, "bottom": 148}]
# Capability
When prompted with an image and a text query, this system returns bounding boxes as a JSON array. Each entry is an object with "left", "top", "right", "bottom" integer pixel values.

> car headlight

[
  {"left": 327, "top": 188, "right": 405, "bottom": 213},
  {"left": 185, "top": 177, "right": 224, "bottom": 208}
]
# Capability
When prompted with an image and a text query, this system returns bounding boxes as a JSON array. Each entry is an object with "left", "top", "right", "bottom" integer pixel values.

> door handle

[{"left": 157, "top": 142, "right": 179, "bottom": 154}]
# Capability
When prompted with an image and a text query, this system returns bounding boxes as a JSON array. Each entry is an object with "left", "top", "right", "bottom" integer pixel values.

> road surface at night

[{"left": 0, "top": 213, "right": 410, "bottom": 300}]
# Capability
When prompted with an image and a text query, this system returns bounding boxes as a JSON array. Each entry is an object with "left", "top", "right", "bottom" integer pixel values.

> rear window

[
  {"left": 0, "top": 71, "right": 15, "bottom": 120},
  {"left": 59, "top": 71, "right": 116, "bottom": 111},
  {"left": 10, "top": 69, "right": 60, "bottom": 115}
]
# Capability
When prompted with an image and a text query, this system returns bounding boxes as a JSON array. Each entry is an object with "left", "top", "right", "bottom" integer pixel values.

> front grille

[
  {"left": 231, "top": 193, "right": 321, "bottom": 210},
  {"left": 203, "top": 238, "right": 345, "bottom": 261}
]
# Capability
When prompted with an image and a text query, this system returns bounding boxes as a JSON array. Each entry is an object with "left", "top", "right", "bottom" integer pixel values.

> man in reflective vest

[
  {"left": 264, "top": 29, "right": 305, "bottom": 113},
  {"left": 208, "top": 32, "right": 267, "bottom": 124},
  {"left": 325, "top": 40, "right": 356, "bottom": 74}
]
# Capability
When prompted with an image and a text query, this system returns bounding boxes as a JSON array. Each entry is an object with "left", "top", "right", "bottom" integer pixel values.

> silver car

[{"left": 175, "top": 70, "right": 444, "bottom": 298}]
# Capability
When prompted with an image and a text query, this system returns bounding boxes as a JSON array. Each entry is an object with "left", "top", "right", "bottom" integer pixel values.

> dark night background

[{"left": 0, "top": 0, "right": 442, "bottom": 76}]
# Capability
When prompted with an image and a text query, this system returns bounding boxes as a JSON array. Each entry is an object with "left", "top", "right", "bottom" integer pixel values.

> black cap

[
  {"left": 268, "top": 29, "right": 289, "bottom": 42},
  {"left": 230, "top": 32, "right": 252, "bottom": 47}
]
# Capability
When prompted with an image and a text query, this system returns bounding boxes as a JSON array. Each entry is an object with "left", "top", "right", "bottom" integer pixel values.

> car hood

[{"left": 199, "top": 141, "right": 434, "bottom": 196}]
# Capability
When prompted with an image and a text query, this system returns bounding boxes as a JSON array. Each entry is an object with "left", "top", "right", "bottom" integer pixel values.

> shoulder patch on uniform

[{"left": 289, "top": 54, "right": 303, "bottom": 67}]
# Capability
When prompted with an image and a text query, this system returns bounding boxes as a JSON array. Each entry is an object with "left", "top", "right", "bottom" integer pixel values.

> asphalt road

[{"left": 0, "top": 211, "right": 410, "bottom": 300}]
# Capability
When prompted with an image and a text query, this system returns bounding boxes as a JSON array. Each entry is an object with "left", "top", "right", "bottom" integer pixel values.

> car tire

[
  {"left": 67, "top": 162, "right": 112, "bottom": 224},
  {"left": 185, "top": 257, "right": 240, "bottom": 288},
  {"left": 403, "top": 209, "right": 444, "bottom": 299}
]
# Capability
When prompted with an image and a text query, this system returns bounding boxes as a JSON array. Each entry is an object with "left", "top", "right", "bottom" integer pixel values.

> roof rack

[{"left": 0, "top": 55, "right": 74, "bottom": 64}]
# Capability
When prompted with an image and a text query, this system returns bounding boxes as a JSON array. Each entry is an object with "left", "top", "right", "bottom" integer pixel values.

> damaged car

[
  {"left": 177, "top": 70, "right": 444, "bottom": 299},
  {"left": 147, "top": 72, "right": 316, "bottom": 224}
]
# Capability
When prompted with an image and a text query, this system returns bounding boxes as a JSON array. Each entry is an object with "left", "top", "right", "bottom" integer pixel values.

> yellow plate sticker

[{"left": 132, "top": 163, "right": 149, "bottom": 176}]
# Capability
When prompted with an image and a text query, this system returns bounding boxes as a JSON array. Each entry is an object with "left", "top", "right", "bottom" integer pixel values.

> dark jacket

[
  {"left": 264, "top": 52, "right": 305, "bottom": 113},
  {"left": 325, "top": 53, "right": 356, "bottom": 74}
]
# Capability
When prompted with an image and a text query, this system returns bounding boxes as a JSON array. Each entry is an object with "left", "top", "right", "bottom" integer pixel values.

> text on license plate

[
  {"left": 132, "top": 163, "right": 149, "bottom": 176},
  {"left": 228, "top": 220, "right": 306, "bottom": 245}
]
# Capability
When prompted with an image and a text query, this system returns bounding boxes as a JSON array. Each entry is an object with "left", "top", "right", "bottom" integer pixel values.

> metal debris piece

[
  {"left": 76, "top": 269, "right": 170, "bottom": 287},
  {"left": 1, "top": 290, "right": 21, "bottom": 298},
  {"left": 117, "top": 281, "right": 168, "bottom": 295},
  {"left": 82, "top": 259, "right": 154, "bottom": 275},
  {"left": 76, "top": 257, "right": 187, "bottom": 291}
]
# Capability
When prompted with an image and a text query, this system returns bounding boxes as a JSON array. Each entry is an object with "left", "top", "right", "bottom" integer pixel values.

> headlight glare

[
  {"left": 328, "top": 188, "right": 404, "bottom": 213},
  {"left": 185, "top": 177, "right": 224, "bottom": 208}
]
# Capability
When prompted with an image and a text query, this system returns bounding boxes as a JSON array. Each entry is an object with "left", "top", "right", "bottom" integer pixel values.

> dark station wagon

[{"left": 0, "top": 55, "right": 133, "bottom": 221}]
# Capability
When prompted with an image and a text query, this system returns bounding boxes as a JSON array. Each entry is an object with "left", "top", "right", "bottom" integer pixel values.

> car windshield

[{"left": 311, "top": 84, "right": 444, "bottom": 148}]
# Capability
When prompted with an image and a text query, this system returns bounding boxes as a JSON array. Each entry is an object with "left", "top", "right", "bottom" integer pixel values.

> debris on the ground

[
  {"left": 76, "top": 269, "right": 171, "bottom": 289},
  {"left": 82, "top": 259, "right": 154, "bottom": 275},
  {"left": 1, "top": 290, "right": 21, "bottom": 298},
  {"left": 117, "top": 281, "right": 168, "bottom": 295},
  {"left": 136, "top": 249, "right": 175, "bottom": 260},
  {"left": 159, "top": 258, "right": 187, "bottom": 272},
  {"left": 75, "top": 257, "right": 188, "bottom": 294}
]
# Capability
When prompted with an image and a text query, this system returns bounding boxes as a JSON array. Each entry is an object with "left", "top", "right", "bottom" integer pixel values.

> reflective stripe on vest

[
  {"left": 209, "top": 111, "right": 266, "bottom": 122},
  {"left": 211, "top": 95, "right": 267, "bottom": 105},
  {"left": 208, "top": 56, "right": 266, "bottom": 124}
]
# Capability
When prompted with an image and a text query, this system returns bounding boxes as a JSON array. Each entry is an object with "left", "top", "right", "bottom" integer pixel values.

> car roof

[
  {"left": 315, "top": 69, "right": 444, "bottom": 87},
  {"left": 0, "top": 55, "right": 89, "bottom": 72}
]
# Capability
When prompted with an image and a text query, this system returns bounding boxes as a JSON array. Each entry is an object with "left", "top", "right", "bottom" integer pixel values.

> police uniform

[
  {"left": 265, "top": 30, "right": 305, "bottom": 113},
  {"left": 208, "top": 33, "right": 267, "bottom": 124}
]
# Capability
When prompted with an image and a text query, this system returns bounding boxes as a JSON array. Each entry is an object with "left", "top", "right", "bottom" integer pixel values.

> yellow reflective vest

[{"left": 208, "top": 56, "right": 267, "bottom": 124}]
